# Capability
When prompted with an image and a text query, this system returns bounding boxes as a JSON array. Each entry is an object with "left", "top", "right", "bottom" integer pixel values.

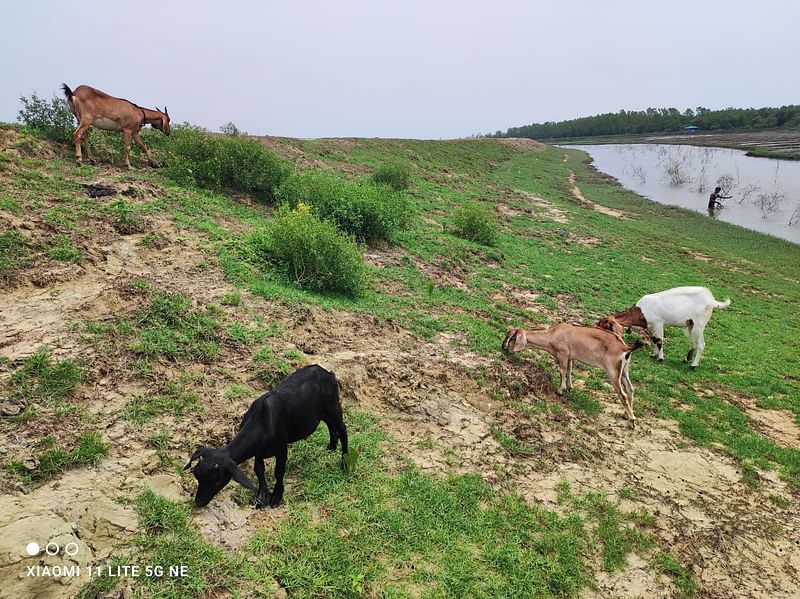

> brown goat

[
  {"left": 62, "top": 84, "right": 170, "bottom": 169},
  {"left": 502, "top": 323, "right": 644, "bottom": 424}
]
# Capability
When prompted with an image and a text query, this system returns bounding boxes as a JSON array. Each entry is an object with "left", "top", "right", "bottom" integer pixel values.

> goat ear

[
  {"left": 184, "top": 447, "right": 209, "bottom": 470},
  {"left": 229, "top": 463, "right": 257, "bottom": 491},
  {"left": 501, "top": 329, "right": 515, "bottom": 352},
  {"left": 512, "top": 330, "right": 527, "bottom": 352}
]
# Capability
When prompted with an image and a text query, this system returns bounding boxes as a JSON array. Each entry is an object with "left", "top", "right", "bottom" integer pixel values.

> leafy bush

[
  {"left": 18, "top": 92, "right": 74, "bottom": 143},
  {"left": 219, "top": 121, "right": 246, "bottom": 136},
  {"left": 276, "top": 171, "right": 411, "bottom": 241},
  {"left": 249, "top": 204, "right": 368, "bottom": 296},
  {"left": 371, "top": 163, "right": 411, "bottom": 191},
  {"left": 163, "top": 127, "right": 289, "bottom": 200},
  {"left": 452, "top": 203, "right": 499, "bottom": 246}
]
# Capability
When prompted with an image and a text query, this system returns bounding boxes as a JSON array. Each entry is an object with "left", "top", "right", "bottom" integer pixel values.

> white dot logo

[{"left": 25, "top": 542, "right": 40, "bottom": 556}]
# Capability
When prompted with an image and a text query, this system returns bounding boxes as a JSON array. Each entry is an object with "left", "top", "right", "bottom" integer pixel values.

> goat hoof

[
  {"left": 689, "top": 365, "right": 698, "bottom": 370},
  {"left": 657, "top": 358, "right": 664, "bottom": 363},
  {"left": 269, "top": 495, "right": 283, "bottom": 508},
  {"left": 254, "top": 497, "right": 268, "bottom": 510}
]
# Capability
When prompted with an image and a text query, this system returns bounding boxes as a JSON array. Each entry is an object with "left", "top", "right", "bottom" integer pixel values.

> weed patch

[
  {"left": 371, "top": 162, "right": 411, "bottom": 191},
  {"left": 47, "top": 234, "right": 82, "bottom": 262},
  {"left": 248, "top": 204, "right": 369, "bottom": 296},
  {"left": 276, "top": 170, "right": 412, "bottom": 241},
  {"left": 123, "top": 378, "right": 204, "bottom": 424},
  {"left": 452, "top": 202, "right": 499, "bottom": 246},
  {"left": 7, "top": 348, "right": 84, "bottom": 404},
  {"left": 126, "top": 291, "right": 221, "bottom": 362},
  {"left": 161, "top": 126, "right": 289, "bottom": 200},
  {"left": 0, "top": 229, "right": 30, "bottom": 275},
  {"left": 4, "top": 432, "right": 107, "bottom": 484}
]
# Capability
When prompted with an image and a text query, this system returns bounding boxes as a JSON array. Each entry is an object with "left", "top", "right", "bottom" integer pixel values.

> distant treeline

[{"left": 493, "top": 106, "right": 800, "bottom": 139}]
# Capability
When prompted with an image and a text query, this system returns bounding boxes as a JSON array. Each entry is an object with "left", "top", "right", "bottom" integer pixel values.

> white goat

[
  {"left": 601, "top": 286, "right": 730, "bottom": 368},
  {"left": 502, "top": 323, "right": 644, "bottom": 425}
]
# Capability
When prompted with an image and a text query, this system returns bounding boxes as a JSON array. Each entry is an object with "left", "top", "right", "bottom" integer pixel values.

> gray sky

[{"left": 2, "top": 1, "right": 798, "bottom": 138}]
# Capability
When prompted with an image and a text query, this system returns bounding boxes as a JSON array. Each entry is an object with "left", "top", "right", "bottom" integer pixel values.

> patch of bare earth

[
  {"left": 569, "top": 170, "right": 633, "bottom": 220},
  {"left": 496, "top": 138, "right": 546, "bottom": 152},
  {"left": 712, "top": 386, "right": 800, "bottom": 451},
  {"left": 507, "top": 189, "right": 570, "bottom": 224}
]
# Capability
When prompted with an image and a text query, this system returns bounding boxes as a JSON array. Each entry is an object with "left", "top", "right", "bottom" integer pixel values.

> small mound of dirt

[{"left": 497, "top": 138, "right": 546, "bottom": 152}]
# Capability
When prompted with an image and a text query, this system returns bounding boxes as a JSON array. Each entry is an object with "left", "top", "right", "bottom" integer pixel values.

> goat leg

[
  {"left": 325, "top": 420, "right": 339, "bottom": 451},
  {"left": 269, "top": 445, "right": 288, "bottom": 507},
  {"left": 253, "top": 457, "right": 270, "bottom": 509}
]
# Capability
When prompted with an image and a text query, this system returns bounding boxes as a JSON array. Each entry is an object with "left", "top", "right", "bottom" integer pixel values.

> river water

[{"left": 568, "top": 144, "right": 800, "bottom": 244}]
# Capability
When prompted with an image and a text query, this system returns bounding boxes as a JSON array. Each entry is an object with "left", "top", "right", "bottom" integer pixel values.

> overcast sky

[{"left": 2, "top": 1, "right": 798, "bottom": 139}]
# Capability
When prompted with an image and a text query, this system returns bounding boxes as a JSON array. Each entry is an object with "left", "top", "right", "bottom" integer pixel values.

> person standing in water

[
  {"left": 707, "top": 186, "right": 732, "bottom": 217},
  {"left": 708, "top": 186, "right": 731, "bottom": 210}
]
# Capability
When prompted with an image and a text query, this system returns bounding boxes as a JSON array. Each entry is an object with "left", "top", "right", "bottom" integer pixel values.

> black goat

[{"left": 184, "top": 365, "right": 348, "bottom": 508}]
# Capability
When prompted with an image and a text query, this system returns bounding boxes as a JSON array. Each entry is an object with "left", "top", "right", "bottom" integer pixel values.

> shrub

[
  {"left": 18, "top": 92, "right": 75, "bottom": 144},
  {"left": 219, "top": 121, "right": 246, "bottom": 136},
  {"left": 249, "top": 204, "right": 368, "bottom": 296},
  {"left": 276, "top": 171, "right": 411, "bottom": 241},
  {"left": 163, "top": 127, "right": 289, "bottom": 200},
  {"left": 371, "top": 163, "right": 411, "bottom": 191},
  {"left": 452, "top": 203, "right": 499, "bottom": 246}
]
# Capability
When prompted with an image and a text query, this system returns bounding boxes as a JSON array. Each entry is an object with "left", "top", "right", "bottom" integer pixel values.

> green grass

[
  {"left": 181, "top": 138, "right": 799, "bottom": 488},
  {"left": 9, "top": 128, "right": 800, "bottom": 597},
  {"left": 47, "top": 234, "right": 82, "bottom": 262},
  {"left": 4, "top": 432, "right": 107, "bottom": 484},
  {"left": 247, "top": 204, "right": 370, "bottom": 296},
  {"left": 491, "top": 425, "right": 536, "bottom": 456},
  {"left": 123, "top": 379, "right": 204, "bottom": 424},
  {"left": 6, "top": 348, "right": 84, "bottom": 405},
  {"left": 0, "top": 228, "right": 30, "bottom": 273},
  {"left": 651, "top": 551, "right": 698, "bottom": 597},
  {"left": 107, "top": 198, "right": 149, "bottom": 234},
  {"left": 97, "top": 412, "right": 667, "bottom": 598},
  {"left": 127, "top": 291, "right": 222, "bottom": 362},
  {"left": 452, "top": 202, "right": 499, "bottom": 246}
]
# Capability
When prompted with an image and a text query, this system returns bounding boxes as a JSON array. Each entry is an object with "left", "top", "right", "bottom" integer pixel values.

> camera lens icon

[{"left": 25, "top": 541, "right": 79, "bottom": 557}]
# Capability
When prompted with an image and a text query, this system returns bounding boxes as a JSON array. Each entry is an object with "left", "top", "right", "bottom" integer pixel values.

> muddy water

[{"left": 569, "top": 144, "right": 800, "bottom": 244}]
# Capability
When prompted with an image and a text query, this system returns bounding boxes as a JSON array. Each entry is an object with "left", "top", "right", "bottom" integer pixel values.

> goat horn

[{"left": 164, "top": 105, "right": 168, "bottom": 115}]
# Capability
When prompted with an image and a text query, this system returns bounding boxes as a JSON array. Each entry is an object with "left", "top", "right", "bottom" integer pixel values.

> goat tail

[
  {"left": 714, "top": 297, "right": 731, "bottom": 310},
  {"left": 61, "top": 83, "right": 73, "bottom": 99},
  {"left": 625, "top": 339, "right": 645, "bottom": 359}
]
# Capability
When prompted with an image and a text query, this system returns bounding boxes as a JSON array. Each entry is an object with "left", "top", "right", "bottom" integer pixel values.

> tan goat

[
  {"left": 62, "top": 84, "right": 171, "bottom": 169},
  {"left": 502, "top": 323, "right": 644, "bottom": 424}
]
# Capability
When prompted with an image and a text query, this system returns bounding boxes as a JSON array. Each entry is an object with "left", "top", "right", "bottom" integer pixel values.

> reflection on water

[{"left": 568, "top": 144, "right": 800, "bottom": 244}]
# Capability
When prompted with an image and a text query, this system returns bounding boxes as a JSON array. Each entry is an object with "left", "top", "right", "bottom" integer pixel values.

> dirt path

[{"left": 569, "top": 170, "right": 632, "bottom": 220}]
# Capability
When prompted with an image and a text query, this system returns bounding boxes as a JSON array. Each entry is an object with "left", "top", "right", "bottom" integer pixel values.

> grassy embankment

[{"left": 2, "top": 123, "right": 799, "bottom": 597}]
